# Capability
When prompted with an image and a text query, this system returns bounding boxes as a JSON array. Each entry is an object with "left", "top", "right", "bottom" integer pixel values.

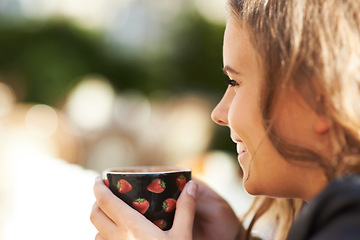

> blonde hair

[{"left": 228, "top": 0, "right": 360, "bottom": 239}]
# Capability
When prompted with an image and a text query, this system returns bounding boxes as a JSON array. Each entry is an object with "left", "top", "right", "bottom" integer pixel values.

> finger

[
  {"left": 95, "top": 232, "right": 106, "bottom": 240},
  {"left": 93, "top": 177, "right": 146, "bottom": 225},
  {"left": 171, "top": 180, "right": 198, "bottom": 237},
  {"left": 193, "top": 178, "right": 219, "bottom": 198},
  {"left": 90, "top": 202, "right": 118, "bottom": 238}
]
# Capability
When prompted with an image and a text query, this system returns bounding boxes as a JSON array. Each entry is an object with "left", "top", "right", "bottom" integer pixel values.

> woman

[{"left": 90, "top": 0, "right": 360, "bottom": 239}]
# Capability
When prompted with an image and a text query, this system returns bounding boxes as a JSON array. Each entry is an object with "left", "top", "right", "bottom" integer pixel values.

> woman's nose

[
  {"left": 211, "top": 104, "right": 228, "bottom": 126},
  {"left": 211, "top": 89, "right": 232, "bottom": 126}
]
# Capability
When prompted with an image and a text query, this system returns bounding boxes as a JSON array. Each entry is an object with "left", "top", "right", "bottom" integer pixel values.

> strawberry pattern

[{"left": 104, "top": 169, "right": 191, "bottom": 231}]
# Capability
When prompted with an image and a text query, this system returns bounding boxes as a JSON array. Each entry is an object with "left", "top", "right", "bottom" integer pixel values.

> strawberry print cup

[{"left": 103, "top": 166, "right": 191, "bottom": 231}]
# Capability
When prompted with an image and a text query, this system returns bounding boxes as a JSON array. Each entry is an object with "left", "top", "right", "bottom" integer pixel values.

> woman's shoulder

[{"left": 287, "top": 174, "right": 360, "bottom": 240}]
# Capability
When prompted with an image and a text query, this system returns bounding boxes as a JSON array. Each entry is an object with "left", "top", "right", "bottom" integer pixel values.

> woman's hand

[
  {"left": 192, "top": 180, "right": 243, "bottom": 240},
  {"left": 90, "top": 177, "right": 198, "bottom": 240},
  {"left": 90, "top": 177, "right": 243, "bottom": 240}
]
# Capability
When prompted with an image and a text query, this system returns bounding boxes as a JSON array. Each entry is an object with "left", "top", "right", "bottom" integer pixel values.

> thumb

[{"left": 171, "top": 180, "right": 198, "bottom": 237}]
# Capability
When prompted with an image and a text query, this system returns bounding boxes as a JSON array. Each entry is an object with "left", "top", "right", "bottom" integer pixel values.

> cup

[{"left": 102, "top": 166, "right": 191, "bottom": 230}]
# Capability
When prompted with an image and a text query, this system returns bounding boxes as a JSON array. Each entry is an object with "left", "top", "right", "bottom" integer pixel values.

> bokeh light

[
  {"left": 194, "top": 0, "right": 226, "bottom": 25},
  {"left": 114, "top": 90, "right": 151, "bottom": 135},
  {"left": 64, "top": 76, "right": 115, "bottom": 134},
  {"left": 162, "top": 94, "right": 214, "bottom": 163},
  {"left": 25, "top": 104, "right": 58, "bottom": 138},
  {"left": 0, "top": 82, "right": 15, "bottom": 117}
]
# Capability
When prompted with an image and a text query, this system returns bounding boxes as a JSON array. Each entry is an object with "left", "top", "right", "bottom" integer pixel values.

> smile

[
  {"left": 231, "top": 137, "right": 249, "bottom": 164},
  {"left": 231, "top": 137, "right": 248, "bottom": 154},
  {"left": 236, "top": 142, "right": 247, "bottom": 154}
]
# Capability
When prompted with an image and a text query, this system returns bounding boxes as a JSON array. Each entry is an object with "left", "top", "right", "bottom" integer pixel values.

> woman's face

[{"left": 211, "top": 18, "right": 328, "bottom": 200}]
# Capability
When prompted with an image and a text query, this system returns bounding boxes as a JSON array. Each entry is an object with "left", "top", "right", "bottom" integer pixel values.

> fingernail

[{"left": 186, "top": 180, "right": 198, "bottom": 198}]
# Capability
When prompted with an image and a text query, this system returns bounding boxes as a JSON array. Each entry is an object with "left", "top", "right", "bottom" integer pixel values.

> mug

[{"left": 103, "top": 166, "right": 191, "bottom": 230}]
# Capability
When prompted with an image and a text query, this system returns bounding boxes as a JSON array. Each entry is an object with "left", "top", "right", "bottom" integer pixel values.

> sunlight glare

[
  {"left": 194, "top": 0, "right": 226, "bottom": 25},
  {"left": 0, "top": 82, "right": 15, "bottom": 117},
  {"left": 25, "top": 104, "right": 59, "bottom": 138},
  {"left": 65, "top": 76, "right": 115, "bottom": 133}
]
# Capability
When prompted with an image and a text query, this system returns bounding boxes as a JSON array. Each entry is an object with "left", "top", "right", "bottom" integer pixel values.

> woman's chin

[
  {"left": 242, "top": 178, "right": 265, "bottom": 196},
  {"left": 242, "top": 178, "right": 256, "bottom": 195}
]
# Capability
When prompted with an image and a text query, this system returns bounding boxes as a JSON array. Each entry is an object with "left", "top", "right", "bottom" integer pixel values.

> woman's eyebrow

[{"left": 222, "top": 65, "right": 242, "bottom": 75}]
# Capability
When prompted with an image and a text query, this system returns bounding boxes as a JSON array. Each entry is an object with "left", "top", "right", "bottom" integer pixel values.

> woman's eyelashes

[{"left": 225, "top": 76, "right": 240, "bottom": 87}]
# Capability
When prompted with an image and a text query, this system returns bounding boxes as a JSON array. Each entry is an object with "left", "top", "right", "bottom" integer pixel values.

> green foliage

[
  {"left": 0, "top": 19, "right": 146, "bottom": 105},
  {"left": 0, "top": 13, "right": 233, "bottom": 152},
  {"left": 0, "top": 13, "right": 225, "bottom": 103}
]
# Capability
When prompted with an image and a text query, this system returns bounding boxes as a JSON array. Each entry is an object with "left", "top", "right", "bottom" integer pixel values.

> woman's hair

[{"left": 228, "top": 0, "right": 360, "bottom": 239}]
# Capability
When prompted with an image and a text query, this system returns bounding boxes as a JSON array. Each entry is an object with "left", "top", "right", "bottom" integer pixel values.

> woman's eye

[{"left": 225, "top": 77, "right": 239, "bottom": 87}]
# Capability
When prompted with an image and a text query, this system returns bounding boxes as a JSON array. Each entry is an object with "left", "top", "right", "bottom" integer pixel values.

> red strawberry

[
  {"left": 132, "top": 198, "right": 149, "bottom": 214},
  {"left": 147, "top": 179, "right": 166, "bottom": 193},
  {"left": 162, "top": 198, "right": 176, "bottom": 212},
  {"left": 104, "top": 179, "right": 109, "bottom": 187},
  {"left": 176, "top": 175, "right": 186, "bottom": 191},
  {"left": 153, "top": 219, "right": 167, "bottom": 230},
  {"left": 117, "top": 179, "right": 133, "bottom": 194}
]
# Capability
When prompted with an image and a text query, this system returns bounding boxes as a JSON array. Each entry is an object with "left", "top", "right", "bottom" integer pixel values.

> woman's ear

[{"left": 313, "top": 115, "right": 331, "bottom": 134}]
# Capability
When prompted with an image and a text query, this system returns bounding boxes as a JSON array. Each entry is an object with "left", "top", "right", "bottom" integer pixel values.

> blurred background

[{"left": 0, "top": 0, "right": 254, "bottom": 239}]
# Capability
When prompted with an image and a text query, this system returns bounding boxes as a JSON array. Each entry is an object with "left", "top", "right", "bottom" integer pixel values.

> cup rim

[{"left": 103, "top": 166, "right": 191, "bottom": 175}]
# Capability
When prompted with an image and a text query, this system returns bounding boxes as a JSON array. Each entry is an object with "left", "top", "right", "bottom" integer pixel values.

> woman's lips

[
  {"left": 232, "top": 137, "right": 250, "bottom": 181},
  {"left": 231, "top": 137, "right": 247, "bottom": 154},
  {"left": 232, "top": 138, "right": 248, "bottom": 163},
  {"left": 236, "top": 142, "right": 246, "bottom": 154}
]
